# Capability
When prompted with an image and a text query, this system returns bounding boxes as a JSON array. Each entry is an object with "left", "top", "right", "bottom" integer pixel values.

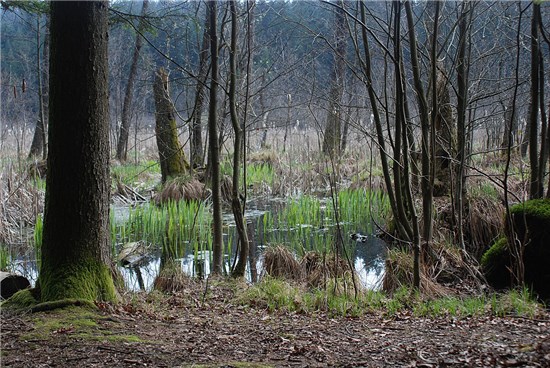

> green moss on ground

[{"left": 17, "top": 306, "right": 145, "bottom": 344}]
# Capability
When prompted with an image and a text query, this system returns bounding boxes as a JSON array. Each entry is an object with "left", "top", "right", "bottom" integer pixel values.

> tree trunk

[
  {"left": 229, "top": 1, "right": 250, "bottom": 278},
  {"left": 359, "top": 2, "right": 412, "bottom": 242},
  {"left": 153, "top": 68, "right": 190, "bottom": 183},
  {"left": 321, "top": 4, "right": 346, "bottom": 157},
  {"left": 28, "top": 14, "right": 48, "bottom": 160},
  {"left": 455, "top": 1, "right": 472, "bottom": 250},
  {"left": 405, "top": 0, "right": 433, "bottom": 265},
  {"left": 190, "top": 8, "right": 209, "bottom": 169},
  {"left": 207, "top": 0, "right": 223, "bottom": 275},
  {"left": 40, "top": 1, "right": 116, "bottom": 302},
  {"left": 528, "top": 3, "right": 541, "bottom": 199},
  {"left": 116, "top": 0, "right": 149, "bottom": 162},
  {"left": 432, "top": 62, "right": 456, "bottom": 197}
]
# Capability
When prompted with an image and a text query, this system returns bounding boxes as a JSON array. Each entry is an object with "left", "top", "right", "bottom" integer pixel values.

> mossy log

[{"left": 482, "top": 199, "right": 550, "bottom": 299}]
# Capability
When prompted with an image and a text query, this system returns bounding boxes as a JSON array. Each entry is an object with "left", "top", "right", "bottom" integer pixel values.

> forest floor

[{"left": 1, "top": 281, "right": 550, "bottom": 368}]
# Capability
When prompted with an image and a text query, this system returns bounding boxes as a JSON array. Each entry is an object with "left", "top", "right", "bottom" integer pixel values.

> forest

[{"left": 1, "top": 1, "right": 550, "bottom": 366}]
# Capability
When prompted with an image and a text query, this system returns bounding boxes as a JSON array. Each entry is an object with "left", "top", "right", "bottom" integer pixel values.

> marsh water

[{"left": 5, "top": 193, "right": 388, "bottom": 292}]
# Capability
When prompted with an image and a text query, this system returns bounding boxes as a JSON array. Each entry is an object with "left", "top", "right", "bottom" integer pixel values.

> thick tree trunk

[
  {"left": 116, "top": 0, "right": 149, "bottom": 162},
  {"left": 153, "top": 68, "right": 189, "bottom": 183},
  {"left": 40, "top": 1, "right": 116, "bottom": 302}
]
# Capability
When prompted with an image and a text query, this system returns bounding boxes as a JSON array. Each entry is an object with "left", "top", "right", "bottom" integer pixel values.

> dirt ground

[{"left": 2, "top": 283, "right": 550, "bottom": 368}]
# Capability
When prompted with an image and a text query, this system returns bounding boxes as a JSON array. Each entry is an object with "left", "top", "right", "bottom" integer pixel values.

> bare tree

[
  {"left": 116, "top": 0, "right": 149, "bottom": 162},
  {"left": 207, "top": 0, "right": 223, "bottom": 275}
]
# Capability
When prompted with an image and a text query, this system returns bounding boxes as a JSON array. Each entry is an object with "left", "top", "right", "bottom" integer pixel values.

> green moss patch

[
  {"left": 17, "top": 306, "right": 145, "bottom": 344},
  {"left": 481, "top": 237, "right": 511, "bottom": 290},
  {"left": 39, "top": 260, "right": 117, "bottom": 302},
  {"left": 483, "top": 199, "right": 550, "bottom": 300}
]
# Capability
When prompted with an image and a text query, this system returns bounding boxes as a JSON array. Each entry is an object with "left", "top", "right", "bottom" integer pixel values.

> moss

[
  {"left": 506, "top": 199, "right": 550, "bottom": 300},
  {"left": 16, "top": 306, "right": 147, "bottom": 344},
  {"left": 509, "top": 198, "right": 550, "bottom": 219},
  {"left": 1, "top": 288, "right": 39, "bottom": 311},
  {"left": 481, "top": 237, "right": 511, "bottom": 290},
  {"left": 39, "top": 259, "right": 117, "bottom": 302}
]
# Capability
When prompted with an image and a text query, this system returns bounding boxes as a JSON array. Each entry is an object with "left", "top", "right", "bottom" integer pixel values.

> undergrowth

[{"left": 236, "top": 277, "right": 543, "bottom": 318}]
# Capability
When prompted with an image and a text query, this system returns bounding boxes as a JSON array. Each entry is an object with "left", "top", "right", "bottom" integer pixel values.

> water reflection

[{"left": 6, "top": 197, "right": 387, "bottom": 293}]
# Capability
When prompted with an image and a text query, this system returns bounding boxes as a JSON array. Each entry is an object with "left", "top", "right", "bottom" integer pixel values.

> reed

[
  {"left": 114, "top": 200, "right": 213, "bottom": 261},
  {"left": 0, "top": 245, "right": 9, "bottom": 271}
]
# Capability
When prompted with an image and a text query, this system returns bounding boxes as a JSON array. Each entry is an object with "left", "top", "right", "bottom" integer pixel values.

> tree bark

[
  {"left": 405, "top": 0, "right": 434, "bottom": 263},
  {"left": 190, "top": 8, "right": 209, "bottom": 169},
  {"left": 28, "top": 14, "right": 48, "bottom": 160},
  {"left": 116, "top": 0, "right": 149, "bottom": 162},
  {"left": 455, "top": 1, "right": 472, "bottom": 250},
  {"left": 40, "top": 0, "right": 116, "bottom": 302},
  {"left": 528, "top": 3, "right": 541, "bottom": 199},
  {"left": 322, "top": 4, "right": 346, "bottom": 157},
  {"left": 208, "top": 0, "right": 223, "bottom": 275},
  {"left": 153, "top": 68, "right": 190, "bottom": 183},
  {"left": 229, "top": 1, "right": 250, "bottom": 278}
]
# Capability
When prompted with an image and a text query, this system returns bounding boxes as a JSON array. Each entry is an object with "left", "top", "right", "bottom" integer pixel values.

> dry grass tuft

[
  {"left": 300, "top": 251, "right": 357, "bottom": 290},
  {"left": 153, "top": 261, "right": 195, "bottom": 293},
  {"left": 466, "top": 195, "right": 504, "bottom": 259},
  {"left": 153, "top": 177, "right": 206, "bottom": 205},
  {"left": 27, "top": 160, "right": 47, "bottom": 179},
  {"left": 383, "top": 249, "right": 448, "bottom": 297},
  {"left": 263, "top": 245, "right": 303, "bottom": 281},
  {"left": 248, "top": 149, "right": 278, "bottom": 166}
]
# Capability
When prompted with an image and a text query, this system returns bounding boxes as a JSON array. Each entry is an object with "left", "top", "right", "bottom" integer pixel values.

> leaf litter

[{"left": 1, "top": 283, "right": 549, "bottom": 367}]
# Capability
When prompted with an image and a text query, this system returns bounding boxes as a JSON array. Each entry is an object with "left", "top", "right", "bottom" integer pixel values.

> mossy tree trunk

[
  {"left": 40, "top": 1, "right": 116, "bottom": 302},
  {"left": 153, "top": 67, "right": 190, "bottom": 183}
]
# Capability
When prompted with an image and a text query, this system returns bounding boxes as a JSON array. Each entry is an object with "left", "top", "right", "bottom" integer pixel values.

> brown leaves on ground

[{"left": 2, "top": 284, "right": 549, "bottom": 367}]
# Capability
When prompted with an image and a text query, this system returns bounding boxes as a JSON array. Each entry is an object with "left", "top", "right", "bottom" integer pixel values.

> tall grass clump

[
  {"left": 336, "top": 189, "right": 390, "bottom": 228},
  {"left": 113, "top": 200, "right": 213, "bottom": 260},
  {"left": 246, "top": 163, "right": 275, "bottom": 190}
]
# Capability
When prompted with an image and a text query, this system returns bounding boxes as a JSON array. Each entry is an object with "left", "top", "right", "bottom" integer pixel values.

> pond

[{"left": 3, "top": 190, "right": 389, "bottom": 292}]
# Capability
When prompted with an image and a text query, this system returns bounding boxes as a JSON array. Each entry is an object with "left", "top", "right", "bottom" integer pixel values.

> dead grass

[
  {"left": 383, "top": 249, "right": 449, "bottom": 297},
  {"left": 0, "top": 163, "right": 44, "bottom": 245},
  {"left": 262, "top": 245, "right": 303, "bottom": 281},
  {"left": 153, "top": 176, "right": 207, "bottom": 205},
  {"left": 300, "top": 251, "right": 356, "bottom": 289},
  {"left": 248, "top": 149, "right": 278, "bottom": 166},
  {"left": 153, "top": 261, "right": 196, "bottom": 293}
]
